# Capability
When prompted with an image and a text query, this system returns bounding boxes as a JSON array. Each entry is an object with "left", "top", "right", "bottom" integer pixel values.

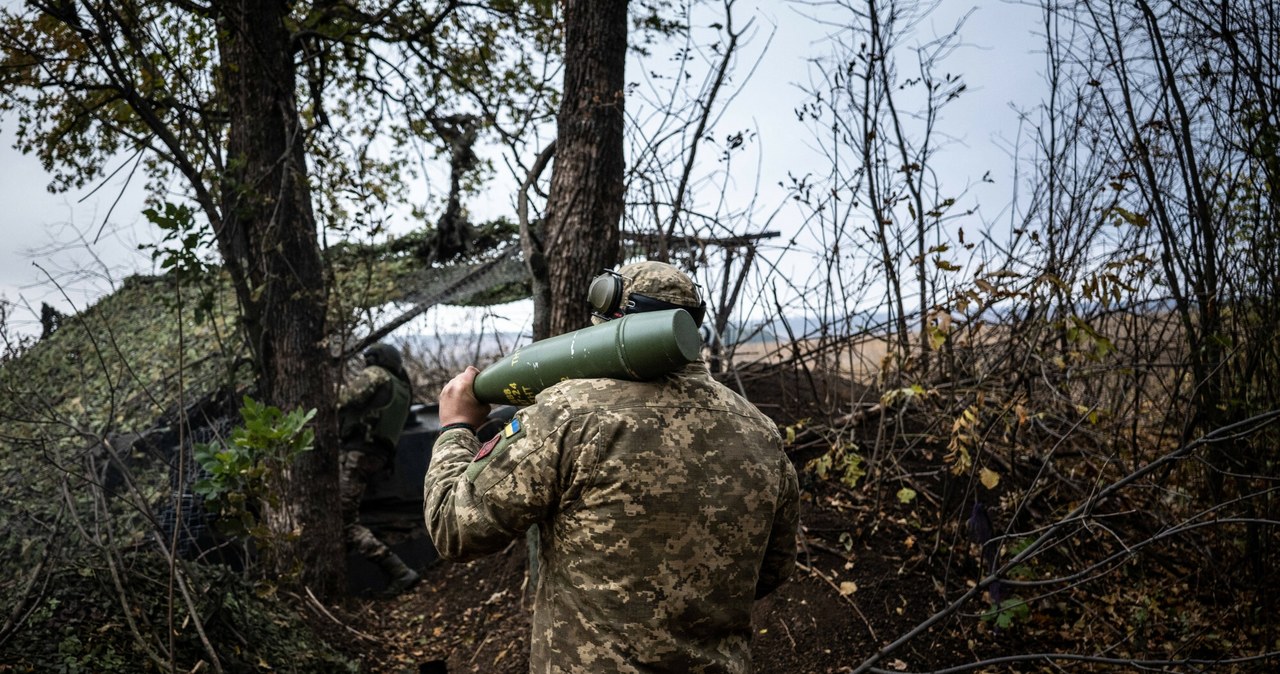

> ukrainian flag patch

[{"left": 467, "top": 416, "right": 524, "bottom": 481}]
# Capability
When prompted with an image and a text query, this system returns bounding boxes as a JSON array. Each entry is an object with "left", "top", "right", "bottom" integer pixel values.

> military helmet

[
  {"left": 588, "top": 260, "right": 706, "bottom": 325},
  {"left": 362, "top": 342, "right": 403, "bottom": 371}
]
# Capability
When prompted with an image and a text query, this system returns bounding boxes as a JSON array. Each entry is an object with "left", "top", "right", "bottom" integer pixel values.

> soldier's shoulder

[
  {"left": 524, "top": 378, "right": 651, "bottom": 422},
  {"left": 700, "top": 377, "right": 782, "bottom": 434},
  {"left": 343, "top": 365, "right": 393, "bottom": 396},
  {"left": 365, "top": 365, "right": 395, "bottom": 382},
  {"left": 541, "top": 377, "right": 637, "bottom": 402}
]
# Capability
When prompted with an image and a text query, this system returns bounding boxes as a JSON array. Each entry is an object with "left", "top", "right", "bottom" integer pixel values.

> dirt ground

[
  {"left": 306, "top": 359, "right": 1020, "bottom": 674},
  {"left": 326, "top": 486, "right": 1003, "bottom": 674}
]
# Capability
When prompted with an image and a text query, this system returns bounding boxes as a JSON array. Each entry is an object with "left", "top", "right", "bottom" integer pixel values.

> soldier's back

[{"left": 526, "top": 363, "right": 788, "bottom": 673}]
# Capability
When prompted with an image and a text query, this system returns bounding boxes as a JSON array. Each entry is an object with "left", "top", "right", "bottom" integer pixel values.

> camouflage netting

[
  {"left": 0, "top": 229, "right": 529, "bottom": 670},
  {"left": 0, "top": 272, "right": 246, "bottom": 572}
]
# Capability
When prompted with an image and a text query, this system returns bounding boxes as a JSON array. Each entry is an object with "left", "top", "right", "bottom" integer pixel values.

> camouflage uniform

[
  {"left": 339, "top": 345, "right": 418, "bottom": 593},
  {"left": 424, "top": 261, "right": 800, "bottom": 673}
]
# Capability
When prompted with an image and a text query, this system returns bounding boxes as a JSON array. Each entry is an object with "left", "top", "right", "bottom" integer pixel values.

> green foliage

[
  {"left": 1065, "top": 315, "right": 1115, "bottom": 361},
  {"left": 194, "top": 396, "right": 316, "bottom": 546},
  {"left": 0, "top": 0, "right": 564, "bottom": 250},
  {"left": 790, "top": 419, "right": 871, "bottom": 489},
  {"left": 139, "top": 201, "right": 219, "bottom": 323},
  {"left": 980, "top": 597, "right": 1031, "bottom": 630},
  {"left": 811, "top": 442, "right": 866, "bottom": 489},
  {"left": 0, "top": 2, "right": 219, "bottom": 194},
  {"left": 141, "top": 201, "right": 212, "bottom": 277}
]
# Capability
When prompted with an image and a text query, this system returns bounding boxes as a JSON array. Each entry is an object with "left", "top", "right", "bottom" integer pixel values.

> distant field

[{"left": 723, "top": 335, "right": 892, "bottom": 380}]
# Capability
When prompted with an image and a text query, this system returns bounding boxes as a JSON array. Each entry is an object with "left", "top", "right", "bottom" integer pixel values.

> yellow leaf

[
  {"left": 980, "top": 468, "right": 1001, "bottom": 490},
  {"left": 839, "top": 581, "right": 859, "bottom": 596},
  {"left": 896, "top": 487, "right": 917, "bottom": 504}
]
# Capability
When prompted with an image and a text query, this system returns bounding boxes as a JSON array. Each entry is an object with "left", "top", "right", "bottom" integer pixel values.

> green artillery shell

[{"left": 472, "top": 309, "right": 702, "bottom": 405}]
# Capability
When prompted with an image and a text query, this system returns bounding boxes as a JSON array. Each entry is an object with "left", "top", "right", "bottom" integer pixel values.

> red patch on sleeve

[{"left": 473, "top": 434, "right": 500, "bottom": 461}]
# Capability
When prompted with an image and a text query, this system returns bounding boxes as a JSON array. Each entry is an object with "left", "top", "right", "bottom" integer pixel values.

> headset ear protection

[
  {"left": 587, "top": 269, "right": 707, "bottom": 326},
  {"left": 587, "top": 269, "right": 627, "bottom": 320}
]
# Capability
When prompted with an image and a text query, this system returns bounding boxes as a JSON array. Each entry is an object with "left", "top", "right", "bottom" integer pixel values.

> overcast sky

[{"left": 0, "top": 1, "right": 1045, "bottom": 338}]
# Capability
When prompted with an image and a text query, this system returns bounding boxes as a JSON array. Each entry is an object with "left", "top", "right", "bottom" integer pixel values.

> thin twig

[
  {"left": 0, "top": 506, "right": 64, "bottom": 649},
  {"left": 302, "top": 586, "right": 379, "bottom": 643},
  {"left": 868, "top": 649, "right": 1280, "bottom": 674},
  {"left": 849, "top": 409, "right": 1280, "bottom": 673},
  {"left": 799, "top": 561, "right": 878, "bottom": 643}
]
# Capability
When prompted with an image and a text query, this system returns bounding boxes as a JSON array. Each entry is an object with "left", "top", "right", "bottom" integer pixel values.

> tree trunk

[
  {"left": 537, "top": 0, "right": 628, "bottom": 338},
  {"left": 215, "top": 0, "right": 344, "bottom": 596}
]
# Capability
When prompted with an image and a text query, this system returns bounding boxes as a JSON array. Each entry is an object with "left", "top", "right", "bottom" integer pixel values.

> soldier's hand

[{"left": 439, "top": 366, "right": 491, "bottom": 429}]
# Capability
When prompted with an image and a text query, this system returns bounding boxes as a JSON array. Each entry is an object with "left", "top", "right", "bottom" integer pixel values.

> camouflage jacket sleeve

[
  {"left": 338, "top": 366, "right": 391, "bottom": 415},
  {"left": 755, "top": 456, "right": 801, "bottom": 598},
  {"left": 423, "top": 398, "right": 576, "bottom": 561}
]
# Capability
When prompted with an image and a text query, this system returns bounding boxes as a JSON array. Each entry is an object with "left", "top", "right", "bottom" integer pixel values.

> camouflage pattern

[
  {"left": 618, "top": 260, "right": 701, "bottom": 307},
  {"left": 339, "top": 364, "right": 411, "bottom": 451},
  {"left": 340, "top": 445, "right": 394, "bottom": 560},
  {"left": 592, "top": 260, "right": 704, "bottom": 327},
  {"left": 339, "top": 363, "right": 411, "bottom": 563},
  {"left": 424, "top": 362, "right": 800, "bottom": 674}
]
